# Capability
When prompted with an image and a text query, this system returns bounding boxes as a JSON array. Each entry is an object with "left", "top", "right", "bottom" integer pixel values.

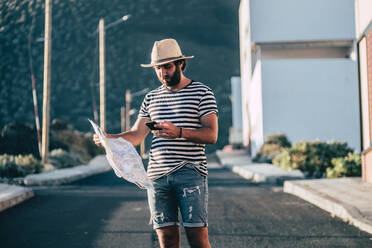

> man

[{"left": 93, "top": 38, "right": 218, "bottom": 248}]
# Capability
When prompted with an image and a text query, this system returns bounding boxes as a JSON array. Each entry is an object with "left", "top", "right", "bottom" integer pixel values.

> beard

[{"left": 162, "top": 65, "right": 181, "bottom": 87}]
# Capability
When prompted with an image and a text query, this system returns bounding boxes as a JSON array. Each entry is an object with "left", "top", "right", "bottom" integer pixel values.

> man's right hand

[
  {"left": 93, "top": 130, "right": 109, "bottom": 147},
  {"left": 93, "top": 134, "right": 102, "bottom": 147}
]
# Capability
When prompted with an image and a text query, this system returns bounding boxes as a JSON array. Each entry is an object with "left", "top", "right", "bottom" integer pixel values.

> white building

[
  {"left": 239, "top": 0, "right": 361, "bottom": 156},
  {"left": 355, "top": 0, "right": 372, "bottom": 183}
]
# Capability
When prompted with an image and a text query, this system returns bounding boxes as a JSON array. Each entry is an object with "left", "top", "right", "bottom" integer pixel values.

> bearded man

[{"left": 94, "top": 38, "right": 218, "bottom": 248}]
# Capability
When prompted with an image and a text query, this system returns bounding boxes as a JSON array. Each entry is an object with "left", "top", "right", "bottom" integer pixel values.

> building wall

[
  {"left": 355, "top": 0, "right": 372, "bottom": 38},
  {"left": 239, "top": 0, "right": 361, "bottom": 153},
  {"left": 239, "top": 0, "right": 252, "bottom": 146},
  {"left": 249, "top": 61, "right": 264, "bottom": 156},
  {"left": 262, "top": 47, "right": 350, "bottom": 60},
  {"left": 359, "top": 37, "right": 370, "bottom": 150},
  {"left": 261, "top": 59, "right": 361, "bottom": 151},
  {"left": 355, "top": 0, "right": 372, "bottom": 182},
  {"left": 366, "top": 31, "right": 372, "bottom": 147},
  {"left": 250, "top": 0, "right": 355, "bottom": 42}
]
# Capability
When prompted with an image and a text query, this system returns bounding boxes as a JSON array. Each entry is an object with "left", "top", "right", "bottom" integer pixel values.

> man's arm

[
  {"left": 94, "top": 117, "right": 151, "bottom": 147},
  {"left": 153, "top": 113, "right": 218, "bottom": 144}
]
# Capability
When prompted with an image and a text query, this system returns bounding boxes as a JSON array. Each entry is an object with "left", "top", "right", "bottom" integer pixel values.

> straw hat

[{"left": 141, "top": 39, "right": 194, "bottom": 68}]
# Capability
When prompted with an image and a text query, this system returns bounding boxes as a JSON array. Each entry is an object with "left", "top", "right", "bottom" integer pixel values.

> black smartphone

[{"left": 146, "top": 121, "right": 162, "bottom": 130}]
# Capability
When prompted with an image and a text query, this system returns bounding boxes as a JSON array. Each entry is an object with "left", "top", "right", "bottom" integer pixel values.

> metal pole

[
  {"left": 140, "top": 140, "right": 146, "bottom": 158},
  {"left": 99, "top": 18, "right": 106, "bottom": 131},
  {"left": 121, "top": 106, "right": 125, "bottom": 132},
  {"left": 91, "top": 81, "right": 99, "bottom": 124},
  {"left": 41, "top": 0, "right": 52, "bottom": 164},
  {"left": 125, "top": 89, "right": 131, "bottom": 131},
  {"left": 27, "top": 6, "right": 42, "bottom": 158},
  {"left": 31, "top": 75, "right": 42, "bottom": 158}
]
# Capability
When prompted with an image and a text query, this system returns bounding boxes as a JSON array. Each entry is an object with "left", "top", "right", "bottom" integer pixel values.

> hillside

[{"left": 0, "top": 0, "right": 241, "bottom": 152}]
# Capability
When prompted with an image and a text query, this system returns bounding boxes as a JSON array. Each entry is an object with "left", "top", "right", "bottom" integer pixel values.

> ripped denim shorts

[{"left": 147, "top": 163, "right": 208, "bottom": 229}]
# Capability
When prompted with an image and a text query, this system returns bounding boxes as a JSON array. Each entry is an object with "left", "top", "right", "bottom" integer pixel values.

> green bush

[
  {"left": 49, "top": 149, "right": 84, "bottom": 169},
  {"left": 51, "top": 129, "right": 104, "bottom": 162},
  {"left": 272, "top": 149, "right": 293, "bottom": 171},
  {"left": 253, "top": 133, "right": 291, "bottom": 163},
  {"left": 265, "top": 133, "right": 292, "bottom": 147},
  {"left": 272, "top": 141, "right": 353, "bottom": 178},
  {"left": 0, "top": 119, "right": 104, "bottom": 164},
  {"left": 326, "top": 153, "right": 361, "bottom": 178},
  {"left": 0, "top": 154, "right": 42, "bottom": 178},
  {"left": 0, "top": 123, "right": 39, "bottom": 157}
]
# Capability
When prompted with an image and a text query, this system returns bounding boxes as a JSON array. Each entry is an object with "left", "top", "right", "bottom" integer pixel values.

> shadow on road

[{"left": 0, "top": 171, "right": 153, "bottom": 248}]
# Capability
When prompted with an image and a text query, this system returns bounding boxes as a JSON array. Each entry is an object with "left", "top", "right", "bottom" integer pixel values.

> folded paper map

[{"left": 88, "top": 119, "right": 154, "bottom": 191}]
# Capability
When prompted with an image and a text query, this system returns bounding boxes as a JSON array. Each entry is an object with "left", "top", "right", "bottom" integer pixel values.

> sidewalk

[
  {"left": 216, "top": 149, "right": 304, "bottom": 184},
  {"left": 24, "top": 155, "right": 110, "bottom": 186},
  {"left": 216, "top": 149, "right": 372, "bottom": 235},
  {"left": 0, "top": 155, "right": 110, "bottom": 212}
]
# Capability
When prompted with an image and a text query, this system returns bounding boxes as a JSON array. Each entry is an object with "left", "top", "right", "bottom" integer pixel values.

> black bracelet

[{"left": 179, "top": 127, "right": 182, "bottom": 138}]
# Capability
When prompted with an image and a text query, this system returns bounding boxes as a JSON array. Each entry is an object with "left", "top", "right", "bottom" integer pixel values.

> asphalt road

[{"left": 0, "top": 168, "right": 371, "bottom": 248}]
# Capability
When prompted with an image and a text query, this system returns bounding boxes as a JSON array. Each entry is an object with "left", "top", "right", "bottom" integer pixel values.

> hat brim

[{"left": 140, "top": 55, "right": 194, "bottom": 68}]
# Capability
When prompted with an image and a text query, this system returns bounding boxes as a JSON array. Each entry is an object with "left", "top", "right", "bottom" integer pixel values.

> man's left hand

[{"left": 152, "top": 121, "right": 181, "bottom": 139}]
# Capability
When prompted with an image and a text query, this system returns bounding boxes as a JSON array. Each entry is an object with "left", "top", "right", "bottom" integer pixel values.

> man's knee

[
  {"left": 185, "top": 227, "right": 210, "bottom": 248},
  {"left": 156, "top": 225, "right": 180, "bottom": 248}
]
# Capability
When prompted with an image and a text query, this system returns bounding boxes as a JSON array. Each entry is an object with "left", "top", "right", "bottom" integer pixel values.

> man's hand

[
  {"left": 152, "top": 113, "right": 218, "bottom": 144},
  {"left": 93, "top": 130, "right": 109, "bottom": 147},
  {"left": 153, "top": 121, "right": 181, "bottom": 139},
  {"left": 93, "top": 118, "right": 150, "bottom": 147},
  {"left": 153, "top": 114, "right": 218, "bottom": 144}
]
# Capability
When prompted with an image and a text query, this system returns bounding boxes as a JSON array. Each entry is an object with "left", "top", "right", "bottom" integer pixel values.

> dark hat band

[{"left": 152, "top": 55, "right": 184, "bottom": 64}]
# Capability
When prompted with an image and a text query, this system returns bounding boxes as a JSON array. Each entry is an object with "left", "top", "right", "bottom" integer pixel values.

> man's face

[{"left": 154, "top": 62, "right": 181, "bottom": 87}]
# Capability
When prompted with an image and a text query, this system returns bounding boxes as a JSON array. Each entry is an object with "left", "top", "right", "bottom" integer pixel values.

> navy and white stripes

[{"left": 139, "top": 81, "right": 218, "bottom": 180}]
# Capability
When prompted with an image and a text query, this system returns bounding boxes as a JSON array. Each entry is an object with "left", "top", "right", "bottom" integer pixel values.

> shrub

[
  {"left": 51, "top": 118, "right": 69, "bottom": 131},
  {"left": 0, "top": 119, "right": 104, "bottom": 169},
  {"left": 326, "top": 153, "right": 361, "bottom": 178},
  {"left": 0, "top": 154, "right": 42, "bottom": 178},
  {"left": 0, "top": 123, "right": 39, "bottom": 158},
  {"left": 272, "top": 149, "right": 292, "bottom": 171},
  {"left": 273, "top": 141, "right": 353, "bottom": 178},
  {"left": 265, "top": 133, "right": 292, "bottom": 147},
  {"left": 49, "top": 149, "right": 84, "bottom": 169},
  {"left": 51, "top": 129, "right": 104, "bottom": 162},
  {"left": 253, "top": 133, "right": 291, "bottom": 163}
]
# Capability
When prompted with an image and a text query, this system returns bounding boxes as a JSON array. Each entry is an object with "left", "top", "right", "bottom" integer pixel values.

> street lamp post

[
  {"left": 124, "top": 88, "right": 149, "bottom": 158},
  {"left": 97, "top": 14, "right": 131, "bottom": 131},
  {"left": 41, "top": 0, "right": 52, "bottom": 164},
  {"left": 99, "top": 19, "right": 105, "bottom": 130}
]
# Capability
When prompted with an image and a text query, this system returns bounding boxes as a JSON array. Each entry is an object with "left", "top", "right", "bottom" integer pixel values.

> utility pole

[
  {"left": 121, "top": 106, "right": 125, "bottom": 132},
  {"left": 99, "top": 18, "right": 106, "bottom": 131},
  {"left": 125, "top": 89, "right": 131, "bottom": 131},
  {"left": 140, "top": 138, "right": 146, "bottom": 158},
  {"left": 126, "top": 88, "right": 150, "bottom": 158},
  {"left": 41, "top": 0, "right": 52, "bottom": 164},
  {"left": 124, "top": 90, "right": 145, "bottom": 157}
]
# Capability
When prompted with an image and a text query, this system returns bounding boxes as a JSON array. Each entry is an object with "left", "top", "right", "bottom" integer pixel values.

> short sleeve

[
  {"left": 138, "top": 94, "right": 150, "bottom": 118},
  {"left": 198, "top": 88, "right": 218, "bottom": 118}
]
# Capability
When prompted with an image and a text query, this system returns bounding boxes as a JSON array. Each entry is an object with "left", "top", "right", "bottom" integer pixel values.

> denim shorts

[{"left": 147, "top": 163, "right": 208, "bottom": 229}]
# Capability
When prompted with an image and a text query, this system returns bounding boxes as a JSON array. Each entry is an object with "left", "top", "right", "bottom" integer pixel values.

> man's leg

[
  {"left": 184, "top": 227, "right": 211, "bottom": 248},
  {"left": 156, "top": 225, "right": 181, "bottom": 248},
  {"left": 173, "top": 165, "right": 210, "bottom": 248},
  {"left": 148, "top": 176, "right": 180, "bottom": 247}
]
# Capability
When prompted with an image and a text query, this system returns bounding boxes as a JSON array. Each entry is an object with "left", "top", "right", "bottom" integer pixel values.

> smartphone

[{"left": 146, "top": 121, "right": 162, "bottom": 130}]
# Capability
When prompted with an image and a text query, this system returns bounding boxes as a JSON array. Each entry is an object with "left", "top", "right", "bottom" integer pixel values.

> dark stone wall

[{"left": 0, "top": 0, "right": 240, "bottom": 153}]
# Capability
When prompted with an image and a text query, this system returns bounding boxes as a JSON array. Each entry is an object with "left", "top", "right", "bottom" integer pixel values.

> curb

[
  {"left": 215, "top": 150, "right": 304, "bottom": 184},
  {"left": 215, "top": 149, "right": 251, "bottom": 166},
  {"left": 0, "top": 155, "right": 110, "bottom": 213},
  {"left": 23, "top": 155, "right": 110, "bottom": 186},
  {"left": 227, "top": 164, "right": 305, "bottom": 184},
  {"left": 0, "top": 184, "right": 34, "bottom": 212},
  {"left": 284, "top": 180, "right": 372, "bottom": 235}
]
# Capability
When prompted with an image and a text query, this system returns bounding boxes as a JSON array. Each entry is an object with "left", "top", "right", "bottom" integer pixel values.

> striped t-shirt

[{"left": 138, "top": 81, "right": 218, "bottom": 180}]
